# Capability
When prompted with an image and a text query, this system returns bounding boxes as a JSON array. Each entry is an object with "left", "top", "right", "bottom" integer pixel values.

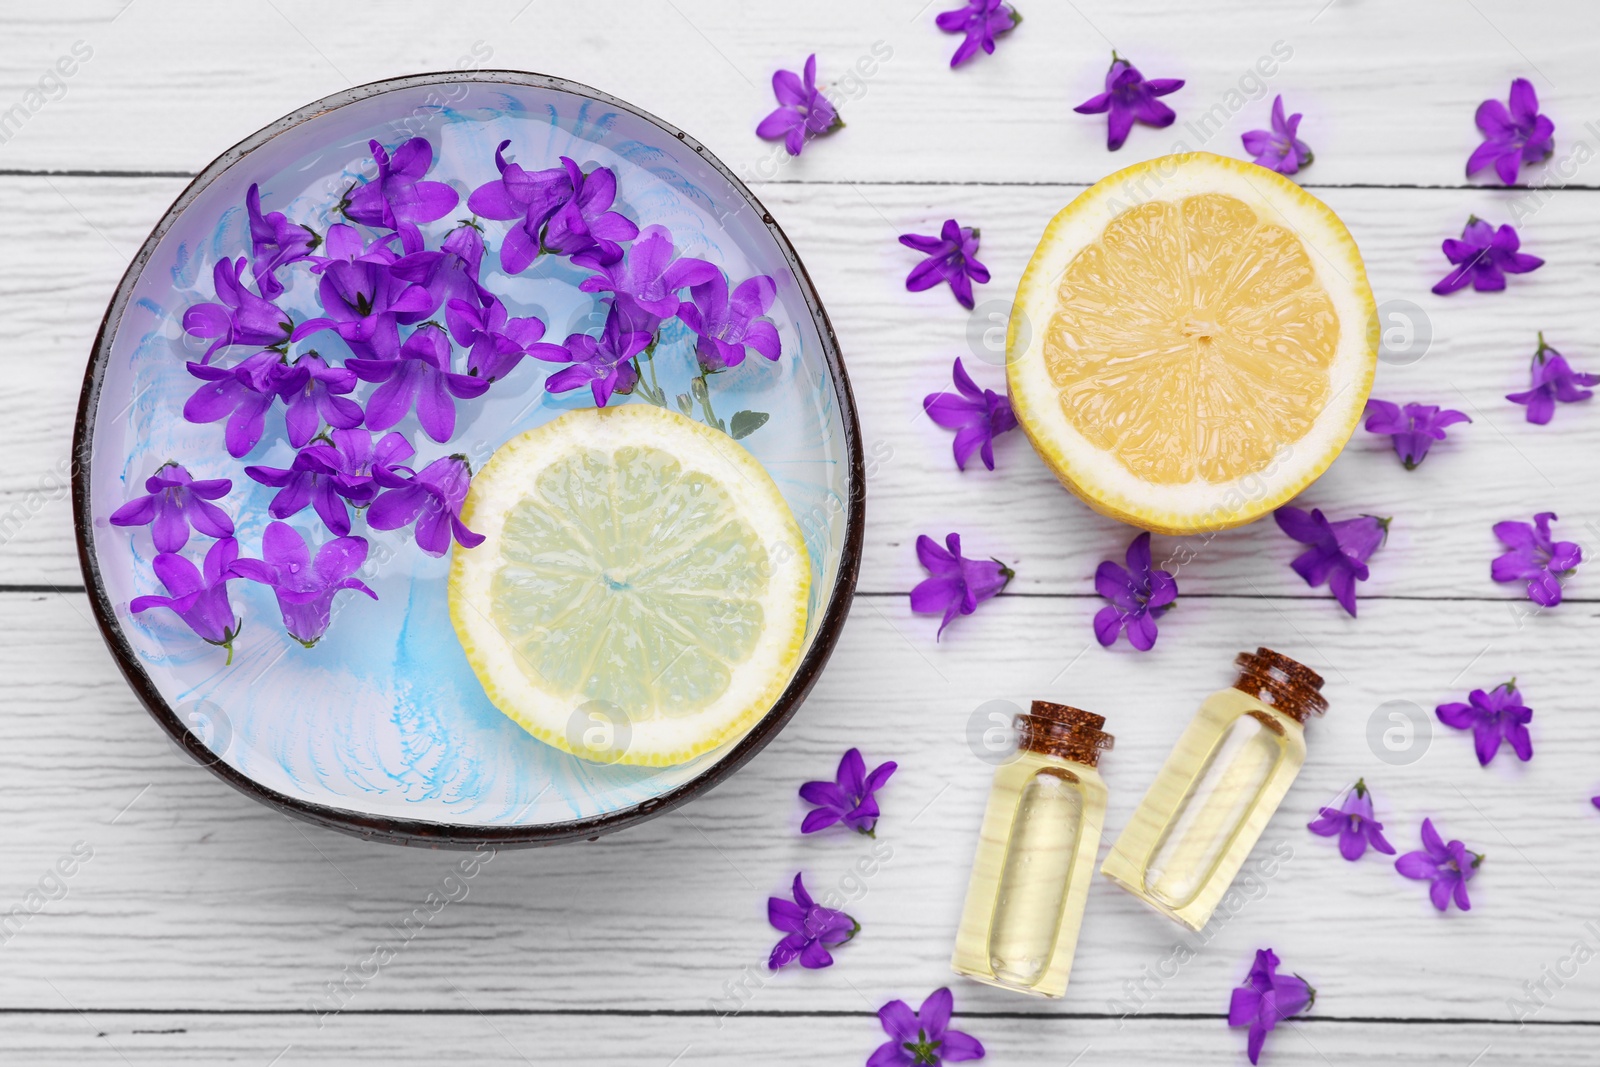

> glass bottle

[
  {"left": 1100, "top": 648, "right": 1326, "bottom": 931},
  {"left": 951, "top": 701, "right": 1113, "bottom": 999}
]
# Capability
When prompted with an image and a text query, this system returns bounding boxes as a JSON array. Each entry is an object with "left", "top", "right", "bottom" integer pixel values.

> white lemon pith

[
  {"left": 449, "top": 405, "right": 810, "bottom": 767},
  {"left": 1007, "top": 152, "right": 1378, "bottom": 534}
]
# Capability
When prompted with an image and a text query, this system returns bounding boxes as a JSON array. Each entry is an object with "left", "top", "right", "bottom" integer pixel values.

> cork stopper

[
  {"left": 1016, "top": 702, "right": 1113, "bottom": 766},
  {"left": 1233, "top": 647, "right": 1327, "bottom": 723}
]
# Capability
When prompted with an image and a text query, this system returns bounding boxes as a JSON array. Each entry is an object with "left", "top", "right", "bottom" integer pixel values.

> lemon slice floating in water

[
  {"left": 449, "top": 405, "right": 810, "bottom": 767},
  {"left": 1007, "top": 152, "right": 1378, "bottom": 535}
]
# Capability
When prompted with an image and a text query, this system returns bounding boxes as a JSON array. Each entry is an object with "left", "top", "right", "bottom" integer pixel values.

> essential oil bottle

[
  {"left": 1101, "top": 648, "right": 1326, "bottom": 931},
  {"left": 951, "top": 701, "right": 1113, "bottom": 998}
]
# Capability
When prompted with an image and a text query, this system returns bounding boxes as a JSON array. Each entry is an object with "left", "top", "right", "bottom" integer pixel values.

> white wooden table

[{"left": 4, "top": 1, "right": 1598, "bottom": 1063}]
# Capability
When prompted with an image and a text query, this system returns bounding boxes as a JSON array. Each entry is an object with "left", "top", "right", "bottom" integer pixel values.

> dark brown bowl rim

[{"left": 70, "top": 70, "right": 865, "bottom": 849}]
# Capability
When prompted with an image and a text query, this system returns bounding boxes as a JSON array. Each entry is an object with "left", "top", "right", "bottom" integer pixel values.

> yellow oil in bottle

[
  {"left": 1102, "top": 648, "right": 1324, "bottom": 930},
  {"left": 952, "top": 702, "right": 1111, "bottom": 999}
]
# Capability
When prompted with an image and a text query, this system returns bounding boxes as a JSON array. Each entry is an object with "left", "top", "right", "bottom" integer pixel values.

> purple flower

[
  {"left": 910, "top": 533, "right": 1012, "bottom": 639},
  {"left": 935, "top": 0, "right": 1020, "bottom": 68},
  {"left": 1274, "top": 506, "right": 1389, "bottom": 617},
  {"left": 767, "top": 873, "right": 858, "bottom": 971},
  {"left": 1074, "top": 53, "right": 1184, "bottom": 152},
  {"left": 389, "top": 223, "right": 488, "bottom": 321},
  {"left": 444, "top": 294, "right": 551, "bottom": 383},
  {"left": 228, "top": 522, "right": 376, "bottom": 647},
  {"left": 1396, "top": 818, "right": 1482, "bottom": 913},
  {"left": 244, "top": 434, "right": 378, "bottom": 538},
  {"left": 756, "top": 54, "right": 842, "bottom": 157},
  {"left": 300, "top": 427, "right": 415, "bottom": 510},
  {"left": 1507, "top": 333, "right": 1599, "bottom": 425},
  {"left": 1227, "top": 949, "right": 1314, "bottom": 1066},
  {"left": 1491, "top": 511, "right": 1582, "bottom": 607},
  {"left": 1361, "top": 399, "right": 1470, "bottom": 469},
  {"left": 244, "top": 183, "right": 318, "bottom": 300},
  {"left": 109, "top": 462, "right": 234, "bottom": 553},
  {"left": 281, "top": 351, "right": 363, "bottom": 448},
  {"left": 467, "top": 142, "right": 578, "bottom": 275},
  {"left": 922, "top": 358, "right": 1016, "bottom": 471},
  {"left": 539, "top": 157, "right": 639, "bottom": 265},
  {"left": 129, "top": 536, "right": 243, "bottom": 661},
  {"left": 1437, "top": 680, "right": 1533, "bottom": 766},
  {"left": 676, "top": 273, "right": 781, "bottom": 371},
  {"left": 295, "top": 224, "right": 433, "bottom": 360},
  {"left": 1241, "top": 95, "right": 1313, "bottom": 175},
  {"left": 181, "top": 257, "right": 295, "bottom": 363},
  {"left": 899, "top": 220, "right": 990, "bottom": 311},
  {"left": 367, "top": 454, "right": 484, "bottom": 557},
  {"left": 1467, "top": 78, "right": 1554, "bottom": 186},
  {"left": 347, "top": 324, "right": 491, "bottom": 444},
  {"left": 1432, "top": 216, "right": 1543, "bottom": 295},
  {"left": 799, "top": 749, "right": 898, "bottom": 836},
  {"left": 576, "top": 224, "right": 718, "bottom": 319},
  {"left": 535, "top": 307, "right": 651, "bottom": 408},
  {"left": 183, "top": 349, "right": 301, "bottom": 459},
  {"left": 869, "top": 988, "right": 985, "bottom": 1067},
  {"left": 1306, "top": 779, "right": 1396, "bottom": 861},
  {"left": 341, "top": 137, "right": 459, "bottom": 255},
  {"left": 1093, "top": 531, "right": 1178, "bottom": 651}
]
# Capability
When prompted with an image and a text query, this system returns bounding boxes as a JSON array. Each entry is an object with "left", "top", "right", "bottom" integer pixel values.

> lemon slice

[
  {"left": 1007, "top": 152, "right": 1377, "bottom": 534},
  {"left": 449, "top": 405, "right": 810, "bottom": 767}
]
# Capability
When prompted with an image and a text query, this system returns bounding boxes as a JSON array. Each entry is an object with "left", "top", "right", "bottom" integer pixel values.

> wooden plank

[
  {"left": 0, "top": 1012, "right": 1592, "bottom": 1066},
  {"left": 4, "top": 178, "right": 1597, "bottom": 603},
  {"left": 2, "top": 1, "right": 1597, "bottom": 189},
  {"left": 3, "top": 590, "right": 1597, "bottom": 1019}
]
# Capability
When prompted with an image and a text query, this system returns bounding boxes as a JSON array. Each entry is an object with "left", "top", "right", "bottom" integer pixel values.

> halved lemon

[
  {"left": 449, "top": 405, "right": 810, "bottom": 767},
  {"left": 1007, "top": 152, "right": 1378, "bottom": 534}
]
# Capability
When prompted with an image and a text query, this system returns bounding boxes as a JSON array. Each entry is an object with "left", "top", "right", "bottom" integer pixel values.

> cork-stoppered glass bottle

[
  {"left": 951, "top": 701, "right": 1113, "bottom": 999},
  {"left": 1100, "top": 648, "right": 1327, "bottom": 931}
]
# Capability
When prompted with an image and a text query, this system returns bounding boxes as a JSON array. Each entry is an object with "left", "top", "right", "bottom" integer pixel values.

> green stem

[{"left": 692, "top": 369, "right": 725, "bottom": 432}]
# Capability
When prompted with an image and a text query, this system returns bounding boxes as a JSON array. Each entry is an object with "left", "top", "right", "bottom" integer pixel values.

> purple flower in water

[
  {"left": 899, "top": 220, "right": 990, "bottom": 311},
  {"left": 756, "top": 54, "right": 842, "bottom": 157},
  {"left": 183, "top": 350, "right": 301, "bottom": 459},
  {"left": 910, "top": 533, "right": 1012, "bottom": 639},
  {"left": 347, "top": 324, "right": 491, "bottom": 443},
  {"left": 245, "top": 434, "right": 374, "bottom": 538},
  {"left": 1491, "top": 511, "right": 1582, "bottom": 607},
  {"left": 1074, "top": 53, "right": 1184, "bottom": 151},
  {"left": 109, "top": 462, "right": 234, "bottom": 554},
  {"left": 1361, "top": 399, "right": 1470, "bottom": 470},
  {"left": 467, "top": 142, "right": 579, "bottom": 275},
  {"left": 676, "top": 273, "right": 781, "bottom": 371},
  {"left": 1094, "top": 531, "right": 1178, "bottom": 651},
  {"left": 129, "top": 536, "right": 243, "bottom": 662},
  {"left": 1437, "top": 680, "right": 1533, "bottom": 766},
  {"left": 539, "top": 157, "right": 639, "bottom": 266},
  {"left": 577, "top": 224, "right": 718, "bottom": 319},
  {"left": 181, "top": 257, "right": 294, "bottom": 363},
  {"left": 245, "top": 183, "right": 318, "bottom": 300},
  {"left": 444, "top": 294, "right": 551, "bottom": 383},
  {"left": 767, "top": 872, "right": 858, "bottom": 971},
  {"left": 389, "top": 223, "right": 488, "bottom": 321},
  {"left": 1396, "top": 818, "right": 1482, "bottom": 913},
  {"left": 1274, "top": 506, "right": 1389, "bottom": 617},
  {"left": 1432, "top": 216, "right": 1543, "bottom": 295},
  {"left": 367, "top": 454, "right": 484, "bottom": 557},
  {"left": 1242, "top": 95, "right": 1313, "bottom": 175},
  {"left": 800, "top": 748, "right": 898, "bottom": 836},
  {"left": 1467, "top": 78, "right": 1554, "bottom": 186},
  {"left": 228, "top": 522, "right": 377, "bottom": 647},
  {"left": 300, "top": 427, "right": 415, "bottom": 511},
  {"left": 869, "top": 988, "right": 985, "bottom": 1067},
  {"left": 296, "top": 224, "right": 432, "bottom": 360},
  {"left": 936, "top": 0, "right": 1020, "bottom": 68},
  {"left": 535, "top": 306, "right": 651, "bottom": 408},
  {"left": 341, "top": 137, "right": 459, "bottom": 255},
  {"left": 923, "top": 358, "right": 1016, "bottom": 471},
  {"left": 1307, "top": 779, "right": 1396, "bottom": 861},
  {"left": 1227, "top": 949, "right": 1314, "bottom": 1066},
  {"left": 1507, "top": 333, "right": 1599, "bottom": 425},
  {"left": 281, "top": 351, "right": 363, "bottom": 448}
]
